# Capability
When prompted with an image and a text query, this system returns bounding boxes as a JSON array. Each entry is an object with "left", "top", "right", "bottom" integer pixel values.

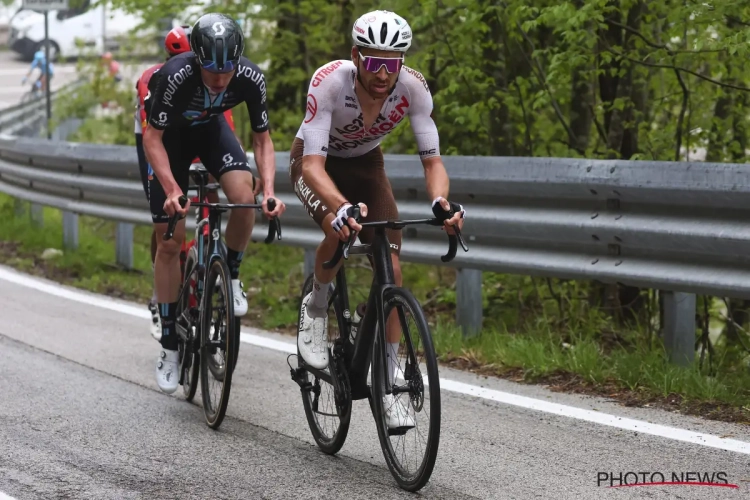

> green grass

[
  {"left": 432, "top": 320, "right": 750, "bottom": 410},
  {"left": 1, "top": 193, "right": 749, "bottom": 418},
  {"left": 0, "top": 197, "right": 154, "bottom": 299}
]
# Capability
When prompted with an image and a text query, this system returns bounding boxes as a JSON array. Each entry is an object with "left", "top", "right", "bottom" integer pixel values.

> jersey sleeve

[
  {"left": 404, "top": 69, "right": 440, "bottom": 159},
  {"left": 145, "top": 64, "right": 191, "bottom": 130},
  {"left": 238, "top": 60, "right": 270, "bottom": 133},
  {"left": 298, "top": 62, "right": 344, "bottom": 157}
]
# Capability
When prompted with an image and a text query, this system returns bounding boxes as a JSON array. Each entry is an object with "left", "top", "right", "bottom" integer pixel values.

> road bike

[
  {"left": 19, "top": 77, "right": 43, "bottom": 104},
  {"left": 289, "top": 205, "right": 468, "bottom": 491},
  {"left": 164, "top": 164, "right": 281, "bottom": 429}
]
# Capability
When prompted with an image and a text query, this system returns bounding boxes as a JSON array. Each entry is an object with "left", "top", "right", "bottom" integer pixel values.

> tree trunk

[
  {"left": 570, "top": 0, "right": 593, "bottom": 153},
  {"left": 597, "top": 0, "right": 623, "bottom": 135},
  {"left": 595, "top": 1, "right": 649, "bottom": 324},
  {"left": 482, "top": 3, "right": 512, "bottom": 156}
]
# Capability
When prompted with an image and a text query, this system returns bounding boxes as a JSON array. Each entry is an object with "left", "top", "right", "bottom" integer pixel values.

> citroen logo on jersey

[{"left": 212, "top": 22, "right": 225, "bottom": 35}]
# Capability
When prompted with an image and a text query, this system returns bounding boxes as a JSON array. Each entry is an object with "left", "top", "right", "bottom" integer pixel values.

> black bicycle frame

[
  {"left": 315, "top": 226, "right": 396, "bottom": 400},
  {"left": 309, "top": 224, "right": 462, "bottom": 400},
  {"left": 170, "top": 167, "right": 280, "bottom": 347}
]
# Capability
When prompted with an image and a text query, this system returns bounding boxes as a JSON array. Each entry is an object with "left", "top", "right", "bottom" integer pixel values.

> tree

[{"left": 101, "top": 0, "right": 750, "bottom": 329}]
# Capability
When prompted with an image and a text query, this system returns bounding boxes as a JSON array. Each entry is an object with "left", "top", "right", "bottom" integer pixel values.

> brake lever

[
  {"left": 163, "top": 195, "right": 188, "bottom": 241},
  {"left": 263, "top": 198, "right": 282, "bottom": 244},
  {"left": 342, "top": 230, "right": 357, "bottom": 260},
  {"left": 453, "top": 226, "right": 469, "bottom": 252}
]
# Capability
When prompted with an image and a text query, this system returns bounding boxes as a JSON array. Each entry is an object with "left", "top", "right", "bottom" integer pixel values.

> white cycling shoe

[
  {"left": 215, "top": 277, "right": 248, "bottom": 317},
  {"left": 231, "top": 279, "right": 248, "bottom": 316},
  {"left": 383, "top": 393, "right": 416, "bottom": 430},
  {"left": 155, "top": 349, "right": 179, "bottom": 394},
  {"left": 297, "top": 292, "right": 329, "bottom": 369}
]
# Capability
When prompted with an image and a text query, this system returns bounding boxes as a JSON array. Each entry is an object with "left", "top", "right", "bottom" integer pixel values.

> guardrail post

[
  {"left": 456, "top": 268, "right": 483, "bottom": 337},
  {"left": 30, "top": 203, "right": 43, "bottom": 227},
  {"left": 662, "top": 291, "right": 696, "bottom": 366},
  {"left": 304, "top": 248, "right": 316, "bottom": 278},
  {"left": 62, "top": 211, "right": 78, "bottom": 250},
  {"left": 14, "top": 199, "right": 26, "bottom": 216},
  {"left": 115, "top": 222, "right": 134, "bottom": 269}
]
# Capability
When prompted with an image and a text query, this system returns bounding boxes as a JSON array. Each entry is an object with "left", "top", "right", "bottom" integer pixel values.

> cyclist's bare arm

[
  {"left": 408, "top": 81, "right": 462, "bottom": 230},
  {"left": 253, "top": 130, "right": 277, "bottom": 207},
  {"left": 422, "top": 156, "right": 449, "bottom": 201},
  {"left": 300, "top": 154, "right": 349, "bottom": 224}
]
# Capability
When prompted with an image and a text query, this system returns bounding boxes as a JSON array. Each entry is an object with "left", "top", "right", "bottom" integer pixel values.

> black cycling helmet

[{"left": 190, "top": 13, "right": 244, "bottom": 72}]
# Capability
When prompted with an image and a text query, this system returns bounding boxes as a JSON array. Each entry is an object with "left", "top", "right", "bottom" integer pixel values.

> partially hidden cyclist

[
  {"left": 134, "top": 24, "right": 261, "bottom": 342},
  {"left": 290, "top": 10, "right": 465, "bottom": 428},
  {"left": 143, "top": 13, "right": 285, "bottom": 393},
  {"left": 21, "top": 49, "right": 54, "bottom": 93}
]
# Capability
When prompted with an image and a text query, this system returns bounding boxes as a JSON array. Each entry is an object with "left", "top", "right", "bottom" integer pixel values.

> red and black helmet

[{"left": 164, "top": 25, "right": 192, "bottom": 56}]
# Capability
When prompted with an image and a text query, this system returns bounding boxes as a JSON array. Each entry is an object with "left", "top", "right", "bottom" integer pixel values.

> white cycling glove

[{"left": 331, "top": 203, "right": 354, "bottom": 232}]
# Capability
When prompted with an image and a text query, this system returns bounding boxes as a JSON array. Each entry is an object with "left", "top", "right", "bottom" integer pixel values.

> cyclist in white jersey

[{"left": 289, "top": 10, "right": 465, "bottom": 429}]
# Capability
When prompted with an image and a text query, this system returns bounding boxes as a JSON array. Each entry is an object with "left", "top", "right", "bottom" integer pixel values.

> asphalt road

[
  {"left": 0, "top": 265, "right": 749, "bottom": 499},
  {"left": 0, "top": 50, "right": 81, "bottom": 109}
]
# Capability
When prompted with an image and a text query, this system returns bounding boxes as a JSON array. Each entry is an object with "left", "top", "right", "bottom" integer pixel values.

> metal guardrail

[
  {"left": 0, "top": 80, "right": 83, "bottom": 137},
  {"left": 1, "top": 134, "right": 747, "bottom": 365}
]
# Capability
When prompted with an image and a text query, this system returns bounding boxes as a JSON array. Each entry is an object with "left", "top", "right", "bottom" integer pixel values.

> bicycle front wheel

[
  {"left": 199, "top": 258, "right": 237, "bottom": 429},
  {"left": 371, "top": 288, "right": 441, "bottom": 492}
]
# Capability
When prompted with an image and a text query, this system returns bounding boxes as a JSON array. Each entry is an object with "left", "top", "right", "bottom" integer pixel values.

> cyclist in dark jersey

[
  {"left": 143, "top": 13, "right": 286, "bottom": 394},
  {"left": 134, "top": 24, "right": 261, "bottom": 343}
]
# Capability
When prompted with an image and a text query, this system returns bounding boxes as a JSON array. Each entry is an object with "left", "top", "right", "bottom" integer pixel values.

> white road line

[
  {"left": 0, "top": 491, "right": 18, "bottom": 500},
  {"left": 1, "top": 264, "right": 749, "bottom": 455}
]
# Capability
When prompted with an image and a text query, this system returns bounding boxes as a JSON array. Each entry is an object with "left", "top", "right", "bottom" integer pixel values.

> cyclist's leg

[
  {"left": 325, "top": 145, "right": 403, "bottom": 336},
  {"left": 195, "top": 115, "right": 254, "bottom": 315},
  {"left": 150, "top": 128, "right": 196, "bottom": 393},
  {"left": 136, "top": 130, "right": 161, "bottom": 337},
  {"left": 289, "top": 138, "right": 342, "bottom": 289},
  {"left": 135, "top": 131, "right": 158, "bottom": 265},
  {"left": 326, "top": 147, "right": 411, "bottom": 426},
  {"left": 289, "top": 138, "right": 346, "bottom": 368}
]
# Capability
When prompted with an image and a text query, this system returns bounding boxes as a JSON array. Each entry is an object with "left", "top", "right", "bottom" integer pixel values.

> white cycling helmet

[{"left": 352, "top": 10, "right": 412, "bottom": 52}]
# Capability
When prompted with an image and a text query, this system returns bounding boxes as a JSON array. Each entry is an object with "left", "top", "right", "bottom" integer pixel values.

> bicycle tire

[
  {"left": 371, "top": 288, "right": 441, "bottom": 492},
  {"left": 199, "top": 257, "right": 237, "bottom": 429},
  {"left": 232, "top": 316, "right": 241, "bottom": 375},
  {"left": 179, "top": 246, "right": 201, "bottom": 402},
  {"left": 298, "top": 273, "right": 352, "bottom": 455}
]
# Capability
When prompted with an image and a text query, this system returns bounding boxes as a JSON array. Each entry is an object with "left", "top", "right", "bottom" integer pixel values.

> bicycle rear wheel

[
  {"left": 297, "top": 273, "right": 351, "bottom": 455},
  {"left": 199, "top": 258, "right": 237, "bottom": 429},
  {"left": 371, "top": 288, "right": 441, "bottom": 492},
  {"left": 178, "top": 246, "right": 201, "bottom": 402}
]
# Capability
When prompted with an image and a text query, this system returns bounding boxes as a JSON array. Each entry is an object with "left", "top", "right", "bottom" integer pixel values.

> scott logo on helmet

[
  {"left": 162, "top": 65, "right": 194, "bottom": 107},
  {"left": 212, "top": 22, "right": 225, "bottom": 35}
]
